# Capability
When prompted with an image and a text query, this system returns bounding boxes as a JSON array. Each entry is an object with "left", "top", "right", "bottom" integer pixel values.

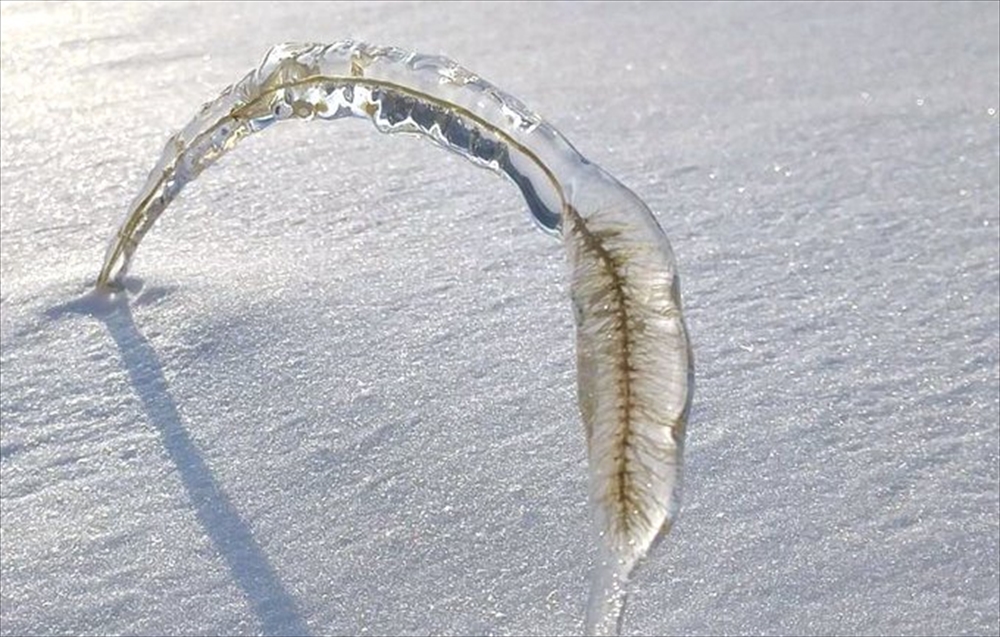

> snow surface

[{"left": 1, "top": 2, "right": 998, "bottom": 635}]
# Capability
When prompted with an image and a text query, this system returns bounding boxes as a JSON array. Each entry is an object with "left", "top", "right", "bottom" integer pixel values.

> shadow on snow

[{"left": 48, "top": 282, "right": 310, "bottom": 637}]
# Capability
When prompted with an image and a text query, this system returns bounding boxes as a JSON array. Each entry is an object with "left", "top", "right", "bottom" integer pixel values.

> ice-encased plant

[{"left": 96, "top": 41, "right": 694, "bottom": 636}]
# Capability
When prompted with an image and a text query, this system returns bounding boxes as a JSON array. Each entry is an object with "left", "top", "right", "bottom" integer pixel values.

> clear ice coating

[
  {"left": 95, "top": 41, "right": 694, "bottom": 637},
  {"left": 97, "top": 41, "right": 575, "bottom": 284}
]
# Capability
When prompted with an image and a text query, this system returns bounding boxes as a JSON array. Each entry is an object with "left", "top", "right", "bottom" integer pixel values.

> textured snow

[{"left": 1, "top": 2, "right": 998, "bottom": 636}]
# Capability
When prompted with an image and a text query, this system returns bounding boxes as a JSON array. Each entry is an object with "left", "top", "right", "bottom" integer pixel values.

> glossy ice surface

[{"left": 93, "top": 38, "right": 693, "bottom": 635}]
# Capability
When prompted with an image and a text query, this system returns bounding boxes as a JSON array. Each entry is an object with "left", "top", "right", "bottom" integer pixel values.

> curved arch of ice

[{"left": 96, "top": 41, "right": 694, "bottom": 636}]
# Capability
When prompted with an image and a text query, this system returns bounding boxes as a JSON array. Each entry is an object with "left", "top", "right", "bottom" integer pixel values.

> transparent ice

[{"left": 95, "top": 40, "right": 694, "bottom": 636}]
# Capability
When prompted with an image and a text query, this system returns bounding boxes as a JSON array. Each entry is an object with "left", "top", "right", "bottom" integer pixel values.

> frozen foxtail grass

[{"left": 95, "top": 41, "right": 694, "bottom": 636}]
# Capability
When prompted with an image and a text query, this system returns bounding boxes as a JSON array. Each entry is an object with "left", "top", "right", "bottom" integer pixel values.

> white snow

[{"left": 1, "top": 2, "right": 998, "bottom": 635}]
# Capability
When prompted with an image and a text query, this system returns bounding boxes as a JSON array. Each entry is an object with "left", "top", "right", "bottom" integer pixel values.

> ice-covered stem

[
  {"left": 565, "top": 175, "right": 692, "bottom": 635},
  {"left": 95, "top": 41, "right": 693, "bottom": 635},
  {"left": 96, "top": 41, "right": 579, "bottom": 286}
]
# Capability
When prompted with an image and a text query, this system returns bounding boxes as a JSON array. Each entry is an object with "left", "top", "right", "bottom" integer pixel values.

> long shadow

[{"left": 49, "top": 285, "right": 310, "bottom": 637}]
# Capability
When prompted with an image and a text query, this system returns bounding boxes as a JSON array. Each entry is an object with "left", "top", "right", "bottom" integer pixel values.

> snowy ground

[{"left": 1, "top": 2, "right": 998, "bottom": 636}]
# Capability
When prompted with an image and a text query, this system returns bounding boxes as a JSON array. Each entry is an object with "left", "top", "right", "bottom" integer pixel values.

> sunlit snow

[{"left": 2, "top": 2, "right": 998, "bottom": 636}]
